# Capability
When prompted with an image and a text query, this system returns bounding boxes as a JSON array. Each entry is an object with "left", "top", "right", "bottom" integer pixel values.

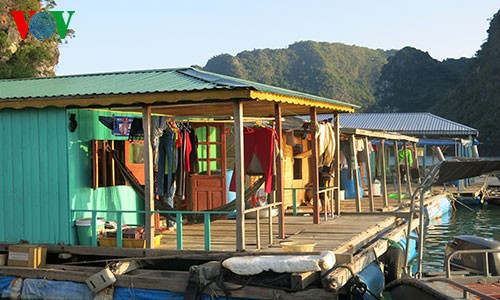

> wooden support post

[
  {"left": 412, "top": 141, "right": 420, "bottom": 184},
  {"left": 423, "top": 144, "right": 427, "bottom": 177},
  {"left": 394, "top": 140, "right": 403, "bottom": 203},
  {"left": 381, "top": 139, "right": 389, "bottom": 207},
  {"left": 404, "top": 141, "right": 412, "bottom": 196},
  {"left": 234, "top": 100, "right": 246, "bottom": 251},
  {"left": 274, "top": 103, "right": 285, "bottom": 239},
  {"left": 334, "top": 113, "right": 341, "bottom": 215},
  {"left": 110, "top": 140, "right": 115, "bottom": 186},
  {"left": 142, "top": 106, "right": 155, "bottom": 248},
  {"left": 364, "top": 137, "right": 374, "bottom": 212},
  {"left": 310, "top": 108, "right": 320, "bottom": 224},
  {"left": 255, "top": 213, "right": 261, "bottom": 249},
  {"left": 350, "top": 135, "right": 362, "bottom": 212}
]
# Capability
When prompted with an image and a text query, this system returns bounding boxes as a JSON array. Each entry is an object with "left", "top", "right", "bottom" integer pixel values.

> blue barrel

[{"left": 340, "top": 168, "right": 363, "bottom": 199}]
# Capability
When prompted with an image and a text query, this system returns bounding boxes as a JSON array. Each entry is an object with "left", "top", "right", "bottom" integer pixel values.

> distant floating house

[{"left": 319, "top": 112, "right": 479, "bottom": 159}]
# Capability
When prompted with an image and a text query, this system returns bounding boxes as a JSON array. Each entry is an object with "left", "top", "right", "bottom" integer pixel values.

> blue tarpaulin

[
  {"left": 0, "top": 277, "right": 15, "bottom": 296},
  {"left": 21, "top": 278, "right": 93, "bottom": 300}
]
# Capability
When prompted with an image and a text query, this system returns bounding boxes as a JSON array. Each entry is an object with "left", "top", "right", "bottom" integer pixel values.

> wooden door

[
  {"left": 190, "top": 124, "right": 227, "bottom": 211},
  {"left": 124, "top": 140, "right": 145, "bottom": 185}
]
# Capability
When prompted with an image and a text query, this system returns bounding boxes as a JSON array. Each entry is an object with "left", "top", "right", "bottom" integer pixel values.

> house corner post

[
  {"left": 234, "top": 100, "right": 246, "bottom": 251},
  {"left": 275, "top": 103, "right": 285, "bottom": 238},
  {"left": 334, "top": 113, "right": 341, "bottom": 215},
  {"left": 310, "top": 107, "right": 320, "bottom": 224},
  {"left": 142, "top": 105, "right": 155, "bottom": 248}
]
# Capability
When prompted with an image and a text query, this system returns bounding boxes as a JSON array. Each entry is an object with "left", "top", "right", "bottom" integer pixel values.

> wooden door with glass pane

[{"left": 190, "top": 124, "right": 227, "bottom": 211}]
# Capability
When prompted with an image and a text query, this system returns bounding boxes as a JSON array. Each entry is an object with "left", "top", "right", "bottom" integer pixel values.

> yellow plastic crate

[{"left": 99, "top": 236, "right": 161, "bottom": 248}]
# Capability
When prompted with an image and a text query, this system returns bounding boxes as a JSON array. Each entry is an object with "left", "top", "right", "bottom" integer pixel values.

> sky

[{"left": 53, "top": 1, "right": 499, "bottom": 76}]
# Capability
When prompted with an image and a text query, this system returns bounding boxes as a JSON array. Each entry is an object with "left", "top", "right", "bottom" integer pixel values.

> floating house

[
  {"left": 0, "top": 69, "right": 459, "bottom": 299},
  {"left": 0, "top": 67, "right": 357, "bottom": 249}
]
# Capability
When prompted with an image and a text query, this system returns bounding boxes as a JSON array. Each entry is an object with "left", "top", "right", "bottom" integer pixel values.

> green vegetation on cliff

[
  {"left": 372, "top": 47, "right": 471, "bottom": 112},
  {"left": 204, "top": 41, "right": 392, "bottom": 107},
  {"left": 433, "top": 10, "right": 500, "bottom": 155}
]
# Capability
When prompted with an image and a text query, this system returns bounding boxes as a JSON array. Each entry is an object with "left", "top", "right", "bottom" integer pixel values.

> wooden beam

[
  {"left": 413, "top": 141, "right": 421, "bottom": 184},
  {"left": 310, "top": 108, "right": 320, "bottom": 224},
  {"left": 350, "top": 135, "right": 362, "bottom": 212},
  {"left": 404, "top": 141, "right": 413, "bottom": 195},
  {"left": 394, "top": 140, "right": 403, "bottom": 203},
  {"left": 333, "top": 216, "right": 397, "bottom": 254},
  {"left": 364, "top": 137, "right": 374, "bottom": 212},
  {"left": 334, "top": 113, "right": 341, "bottom": 215},
  {"left": 250, "top": 90, "right": 356, "bottom": 113},
  {"left": 324, "top": 219, "right": 419, "bottom": 292},
  {"left": 381, "top": 139, "right": 389, "bottom": 207},
  {"left": 275, "top": 103, "right": 285, "bottom": 239},
  {"left": 291, "top": 271, "right": 319, "bottom": 291},
  {"left": 234, "top": 100, "right": 246, "bottom": 251},
  {"left": 340, "top": 128, "right": 419, "bottom": 143},
  {"left": 142, "top": 106, "right": 155, "bottom": 248}
]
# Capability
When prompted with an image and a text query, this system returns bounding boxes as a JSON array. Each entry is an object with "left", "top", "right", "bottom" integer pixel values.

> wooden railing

[
  {"left": 285, "top": 186, "right": 337, "bottom": 220},
  {"left": 72, "top": 209, "right": 231, "bottom": 251}
]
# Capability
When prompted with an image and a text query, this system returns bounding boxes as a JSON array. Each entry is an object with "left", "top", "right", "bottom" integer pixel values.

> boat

[
  {"left": 386, "top": 159, "right": 500, "bottom": 300},
  {"left": 484, "top": 182, "right": 500, "bottom": 205},
  {"left": 386, "top": 235, "right": 500, "bottom": 300}
]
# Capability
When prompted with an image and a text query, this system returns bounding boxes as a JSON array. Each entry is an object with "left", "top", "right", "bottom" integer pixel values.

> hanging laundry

[
  {"left": 176, "top": 129, "right": 188, "bottom": 200},
  {"left": 229, "top": 126, "right": 278, "bottom": 193},
  {"left": 317, "top": 122, "right": 336, "bottom": 167},
  {"left": 156, "top": 128, "right": 177, "bottom": 196},
  {"left": 189, "top": 129, "right": 199, "bottom": 174}
]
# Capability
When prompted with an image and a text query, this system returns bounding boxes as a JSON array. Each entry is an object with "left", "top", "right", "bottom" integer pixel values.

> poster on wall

[{"left": 113, "top": 117, "right": 132, "bottom": 136}]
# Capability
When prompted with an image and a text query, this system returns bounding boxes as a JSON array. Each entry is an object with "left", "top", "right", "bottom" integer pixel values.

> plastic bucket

[
  {"left": 373, "top": 180, "right": 381, "bottom": 196},
  {"left": 75, "top": 218, "right": 105, "bottom": 246},
  {"left": 340, "top": 168, "right": 363, "bottom": 199}
]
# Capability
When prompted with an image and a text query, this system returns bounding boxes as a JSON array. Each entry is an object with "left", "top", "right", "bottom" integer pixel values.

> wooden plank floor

[
  {"left": 155, "top": 180, "right": 473, "bottom": 253},
  {"left": 156, "top": 213, "right": 397, "bottom": 254}
]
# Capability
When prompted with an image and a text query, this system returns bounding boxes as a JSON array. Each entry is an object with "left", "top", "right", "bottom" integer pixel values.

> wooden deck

[{"left": 156, "top": 213, "right": 400, "bottom": 254}]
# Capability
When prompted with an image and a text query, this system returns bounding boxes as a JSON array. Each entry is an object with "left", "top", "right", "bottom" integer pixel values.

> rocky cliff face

[{"left": 0, "top": 0, "right": 59, "bottom": 78}]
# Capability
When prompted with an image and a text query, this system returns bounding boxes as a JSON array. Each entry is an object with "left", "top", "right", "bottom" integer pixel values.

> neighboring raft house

[{"left": 320, "top": 112, "right": 483, "bottom": 205}]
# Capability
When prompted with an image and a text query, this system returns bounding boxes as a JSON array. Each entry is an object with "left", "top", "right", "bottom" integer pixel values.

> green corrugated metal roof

[{"left": 0, "top": 67, "right": 357, "bottom": 109}]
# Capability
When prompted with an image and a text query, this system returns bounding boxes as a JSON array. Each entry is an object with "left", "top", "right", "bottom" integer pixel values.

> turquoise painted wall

[
  {"left": 0, "top": 108, "right": 70, "bottom": 244},
  {"left": 67, "top": 109, "right": 144, "bottom": 244}
]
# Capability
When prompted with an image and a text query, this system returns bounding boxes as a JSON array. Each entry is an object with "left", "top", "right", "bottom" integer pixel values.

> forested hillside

[
  {"left": 204, "top": 41, "right": 393, "bottom": 107},
  {"left": 433, "top": 10, "right": 500, "bottom": 155},
  {"left": 371, "top": 47, "right": 471, "bottom": 112},
  {"left": 202, "top": 9, "right": 500, "bottom": 156}
]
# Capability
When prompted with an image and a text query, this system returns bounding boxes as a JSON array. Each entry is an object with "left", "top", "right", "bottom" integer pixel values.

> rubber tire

[{"left": 383, "top": 246, "right": 405, "bottom": 284}]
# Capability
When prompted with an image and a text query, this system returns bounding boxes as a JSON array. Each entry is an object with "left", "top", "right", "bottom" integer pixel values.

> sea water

[{"left": 416, "top": 203, "right": 500, "bottom": 272}]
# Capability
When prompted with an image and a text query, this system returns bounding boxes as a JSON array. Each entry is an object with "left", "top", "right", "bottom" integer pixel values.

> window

[
  {"left": 91, "top": 140, "right": 145, "bottom": 188},
  {"left": 195, "top": 125, "right": 225, "bottom": 176},
  {"left": 293, "top": 158, "right": 303, "bottom": 179}
]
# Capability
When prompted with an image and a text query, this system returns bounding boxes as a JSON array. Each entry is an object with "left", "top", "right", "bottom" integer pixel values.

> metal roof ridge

[
  {"left": 0, "top": 67, "right": 193, "bottom": 83},
  {"left": 176, "top": 68, "right": 253, "bottom": 89},
  {"left": 194, "top": 68, "right": 359, "bottom": 106},
  {"left": 427, "top": 113, "right": 478, "bottom": 131}
]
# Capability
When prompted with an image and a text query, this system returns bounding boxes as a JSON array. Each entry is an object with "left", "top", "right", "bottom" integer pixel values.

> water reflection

[{"left": 416, "top": 204, "right": 500, "bottom": 272}]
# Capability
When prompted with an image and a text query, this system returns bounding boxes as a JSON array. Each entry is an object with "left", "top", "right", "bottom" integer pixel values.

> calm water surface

[{"left": 418, "top": 203, "right": 500, "bottom": 272}]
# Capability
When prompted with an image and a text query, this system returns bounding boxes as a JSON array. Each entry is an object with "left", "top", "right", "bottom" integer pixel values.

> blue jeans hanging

[{"left": 156, "top": 129, "right": 175, "bottom": 196}]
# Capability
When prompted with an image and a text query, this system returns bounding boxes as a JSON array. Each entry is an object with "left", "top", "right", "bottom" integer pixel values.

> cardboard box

[
  {"left": 0, "top": 253, "right": 6, "bottom": 266},
  {"left": 8, "top": 245, "right": 46, "bottom": 268}
]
